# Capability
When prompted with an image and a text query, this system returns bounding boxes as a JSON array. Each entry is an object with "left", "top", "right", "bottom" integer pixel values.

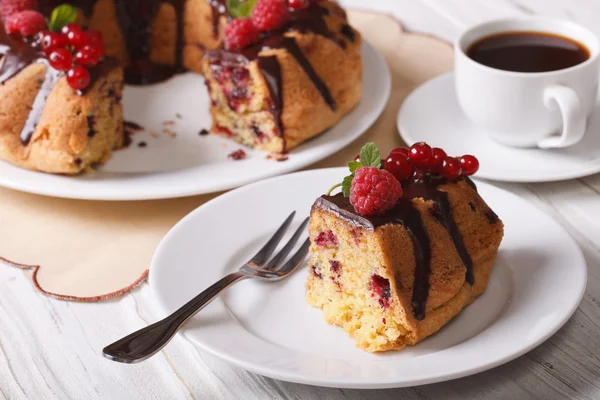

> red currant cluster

[
  {"left": 224, "top": 0, "right": 324, "bottom": 50},
  {"left": 40, "top": 25, "right": 105, "bottom": 91},
  {"left": 381, "top": 142, "right": 479, "bottom": 182}
]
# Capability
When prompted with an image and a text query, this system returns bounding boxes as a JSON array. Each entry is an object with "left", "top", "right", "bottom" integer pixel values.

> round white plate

[
  {"left": 0, "top": 41, "right": 389, "bottom": 201},
  {"left": 150, "top": 167, "right": 586, "bottom": 389},
  {"left": 397, "top": 72, "right": 600, "bottom": 182}
]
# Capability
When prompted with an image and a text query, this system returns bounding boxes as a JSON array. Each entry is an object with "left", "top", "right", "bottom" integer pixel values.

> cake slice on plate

[{"left": 306, "top": 143, "right": 504, "bottom": 352}]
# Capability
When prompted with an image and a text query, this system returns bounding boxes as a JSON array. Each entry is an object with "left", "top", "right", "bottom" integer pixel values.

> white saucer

[
  {"left": 0, "top": 41, "right": 390, "bottom": 201},
  {"left": 150, "top": 167, "right": 586, "bottom": 389},
  {"left": 398, "top": 72, "right": 600, "bottom": 182}
]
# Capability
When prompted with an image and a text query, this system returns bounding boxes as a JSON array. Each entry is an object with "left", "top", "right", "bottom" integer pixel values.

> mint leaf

[
  {"left": 348, "top": 161, "right": 362, "bottom": 174},
  {"left": 341, "top": 175, "right": 353, "bottom": 197},
  {"left": 359, "top": 142, "right": 381, "bottom": 168},
  {"left": 48, "top": 4, "right": 78, "bottom": 32},
  {"left": 227, "top": 0, "right": 257, "bottom": 18}
]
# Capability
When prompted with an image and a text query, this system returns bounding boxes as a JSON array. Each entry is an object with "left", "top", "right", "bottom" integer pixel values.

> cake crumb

[
  {"left": 163, "top": 120, "right": 176, "bottom": 126},
  {"left": 162, "top": 128, "right": 177, "bottom": 138},
  {"left": 228, "top": 149, "right": 247, "bottom": 160},
  {"left": 199, "top": 129, "right": 209, "bottom": 136},
  {"left": 266, "top": 153, "right": 288, "bottom": 162},
  {"left": 176, "top": 113, "right": 183, "bottom": 119},
  {"left": 138, "top": 141, "right": 147, "bottom": 148},
  {"left": 151, "top": 132, "right": 160, "bottom": 138}
]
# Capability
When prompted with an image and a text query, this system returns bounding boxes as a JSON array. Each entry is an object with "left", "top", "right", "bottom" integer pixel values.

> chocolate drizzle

[
  {"left": 340, "top": 24, "right": 355, "bottom": 42},
  {"left": 207, "top": 0, "right": 228, "bottom": 37},
  {"left": 257, "top": 56, "right": 284, "bottom": 135},
  {"left": 113, "top": 0, "right": 186, "bottom": 84},
  {"left": 314, "top": 178, "right": 478, "bottom": 320}
]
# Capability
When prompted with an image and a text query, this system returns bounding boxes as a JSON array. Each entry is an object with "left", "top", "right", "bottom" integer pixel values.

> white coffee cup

[{"left": 455, "top": 18, "right": 600, "bottom": 149}]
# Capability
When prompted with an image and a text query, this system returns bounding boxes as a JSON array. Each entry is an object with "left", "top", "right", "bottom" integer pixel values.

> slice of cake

[
  {"left": 306, "top": 143, "right": 504, "bottom": 352},
  {"left": 202, "top": 0, "right": 362, "bottom": 153}
]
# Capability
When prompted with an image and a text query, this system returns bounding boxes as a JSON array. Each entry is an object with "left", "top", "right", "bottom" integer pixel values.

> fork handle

[{"left": 103, "top": 272, "right": 248, "bottom": 363}]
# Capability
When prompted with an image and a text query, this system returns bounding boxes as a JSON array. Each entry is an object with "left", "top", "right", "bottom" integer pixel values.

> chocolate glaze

[
  {"left": 340, "top": 24, "right": 355, "bottom": 42},
  {"left": 206, "top": 2, "right": 346, "bottom": 135},
  {"left": 314, "top": 178, "right": 478, "bottom": 320},
  {"left": 207, "top": 0, "right": 228, "bottom": 37},
  {"left": 0, "top": 29, "right": 117, "bottom": 145},
  {"left": 257, "top": 56, "right": 284, "bottom": 136}
]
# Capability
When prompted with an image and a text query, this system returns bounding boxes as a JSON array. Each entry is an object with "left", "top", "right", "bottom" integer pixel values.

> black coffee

[{"left": 467, "top": 31, "right": 590, "bottom": 73}]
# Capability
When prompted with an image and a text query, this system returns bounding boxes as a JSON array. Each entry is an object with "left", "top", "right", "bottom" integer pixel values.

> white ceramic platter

[
  {"left": 0, "top": 41, "right": 389, "bottom": 200},
  {"left": 150, "top": 167, "right": 587, "bottom": 389},
  {"left": 398, "top": 72, "right": 600, "bottom": 182}
]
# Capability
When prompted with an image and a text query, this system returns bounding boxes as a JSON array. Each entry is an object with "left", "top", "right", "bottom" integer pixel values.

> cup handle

[{"left": 538, "top": 85, "right": 586, "bottom": 149}]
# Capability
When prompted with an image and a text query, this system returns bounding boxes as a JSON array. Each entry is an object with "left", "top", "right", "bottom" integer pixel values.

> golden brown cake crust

[
  {"left": 306, "top": 179, "right": 504, "bottom": 352},
  {"left": 0, "top": 61, "right": 124, "bottom": 174}
]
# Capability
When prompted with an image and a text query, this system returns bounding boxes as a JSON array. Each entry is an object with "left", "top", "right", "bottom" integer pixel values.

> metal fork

[{"left": 102, "top": 211, "right": 309, "bottom": 364}]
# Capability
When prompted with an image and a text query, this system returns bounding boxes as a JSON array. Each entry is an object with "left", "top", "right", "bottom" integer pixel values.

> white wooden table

[{"left": 2, "top": 1, "right": 600, "bottom": 399}]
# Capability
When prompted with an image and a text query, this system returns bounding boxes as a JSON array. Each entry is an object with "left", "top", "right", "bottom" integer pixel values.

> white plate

[
  {"left": 0, "top": 41, "right": 389, "bottom": 200},
  {"left": 397, "top": 72, "right": 600, "bottom": 182},
  {"left": 150, "top": 167, "right": 587, "bottom": 389}
]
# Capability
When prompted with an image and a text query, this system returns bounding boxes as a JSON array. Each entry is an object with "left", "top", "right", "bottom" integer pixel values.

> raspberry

[
  {"left": 4, "top": 10, "right": 46, "bottom": 36},
  {"left": 289, "top": 0, "right": 310, "bottom": 9},
  {"left": 0, "top": 0, "right": 37, "bottom": 22},
  {"left": 350, "top": 167, "right": 402, "bottom": 216},
  {"left": 251, "top": 0, "right": 290, "bottom": 32},
  {"left": 223, "top": 18, "right": 260, "bottom": 50}
]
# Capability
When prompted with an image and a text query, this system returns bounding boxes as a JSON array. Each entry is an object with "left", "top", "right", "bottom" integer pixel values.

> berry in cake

[{"left": 307, "top": 142, "right": 504, "bottom": 352}]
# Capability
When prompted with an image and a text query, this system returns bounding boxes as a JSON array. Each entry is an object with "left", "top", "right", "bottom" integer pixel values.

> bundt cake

[
  {"left": 306, "top": 143, "right": 504, "bottom": 352},
  {"left": 202, "top": 1, "right": 362, "bottom": 153}
]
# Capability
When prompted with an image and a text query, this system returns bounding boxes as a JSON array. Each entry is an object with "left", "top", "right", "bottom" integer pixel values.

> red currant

[
  {"left": 441, "top": 157, "right": 462, "bottom": 180},
  {"left": 389, "top": 147, "right": 409, "bottom": 157},
  {"left": 431, "top": 147, "right": 447, "bottom": 172},
  {"left": 75, "top": 45, "right": 99, "bottom": 67},
  {"left": 289, "top": 0, "right": 310, "bottom": 9},
  {"left": 385, "top": 152, "right": 413, "bottom": 181},
  {"left": 62, "top": 23, "right": 87, "bottom": 50},
  {"left": 408, "top": 142, "right": 433, "bottom": 168},
  {"left": 85, "top": 29, "right": 104, "bottom": 56},
  {"left": 66, "top": 66, "right": 91, "bottom": 91},
  {"left": 460, "top": 155, "right": 479, "bottom": 176},
  {"left": 48, "top": 49, "right": 73, "bottom": 71},
  {"left": 40, "top": 31, "right": 67, "bottom": 55}
]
